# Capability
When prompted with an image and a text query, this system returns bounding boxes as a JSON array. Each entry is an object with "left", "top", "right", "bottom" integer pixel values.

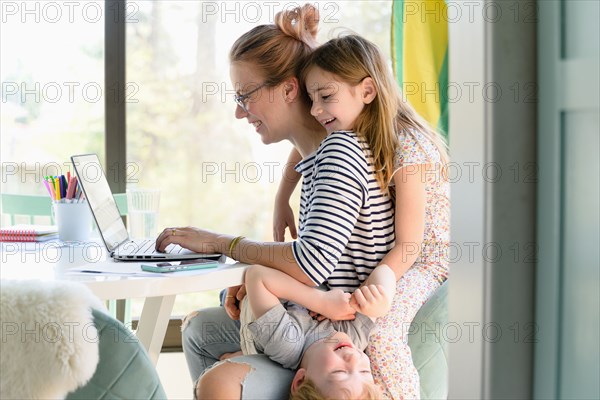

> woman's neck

[{"left": 287, "top": 108, "right": 327, "bottom": 158}]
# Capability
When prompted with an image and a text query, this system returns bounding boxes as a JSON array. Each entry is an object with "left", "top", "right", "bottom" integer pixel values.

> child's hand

[
  {"left": 319, "top": 289, "right": 356, "bottom": 321},
  {"left": 349, "top": 284, "right": 392, "bottom": 318},
  {"left": 273, "top": 199, "right": 297, "bottom": 242}
]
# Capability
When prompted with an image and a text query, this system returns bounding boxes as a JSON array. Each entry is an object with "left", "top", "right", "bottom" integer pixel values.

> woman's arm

[
  {"left": 155, "top": 228, "right": 313, "bottom": 284},
  {"left": 370, "top": 164, "right": 428, "bottom": 282},
  {"left": 273, "top": 148, "right": 302, "bottom": 241}
]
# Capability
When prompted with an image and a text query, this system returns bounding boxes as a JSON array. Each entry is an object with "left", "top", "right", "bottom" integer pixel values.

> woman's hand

[
  {"left": 272, "top": 148, "right": 301, "bottom": 242},
  {"left": 224, "top": 285, "right": 247, "bottom": 320},
  {"left": 317, "top": 289, "right": 356, "bottom": 321},
  {"left": 273, "top": 198, "right": 297, "bottom": 242},
  {"left": 349, "top": 284, "right": 392, "bottom": 319},
  {"left": 155, "top": 226, "right": 226, "bottom": 254}
]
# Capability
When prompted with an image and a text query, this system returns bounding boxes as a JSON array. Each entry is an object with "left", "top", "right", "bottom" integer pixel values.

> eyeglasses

[{"left": 234, "top": 83, "right": 267, "bottom": 113}]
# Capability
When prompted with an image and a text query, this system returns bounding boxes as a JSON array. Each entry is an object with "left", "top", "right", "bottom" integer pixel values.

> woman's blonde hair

[
  {"left": 301, "top": 34, "right": 449, "bottom": 194},
  {"left": 290, "top": 378, "right": 382, "bottom": 400},
  {"left": 229, "top": 3, "right": 319, "bottom": 103}
]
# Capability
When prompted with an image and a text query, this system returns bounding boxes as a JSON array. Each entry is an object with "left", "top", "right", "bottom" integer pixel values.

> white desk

[{"left": 0, "top": 241, "right": 247, "bottom": 365}]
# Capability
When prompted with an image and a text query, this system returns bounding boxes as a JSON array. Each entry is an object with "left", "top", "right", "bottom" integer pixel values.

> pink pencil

[{"left": 66, "top": 176, "right": 77, "bottom": 200}]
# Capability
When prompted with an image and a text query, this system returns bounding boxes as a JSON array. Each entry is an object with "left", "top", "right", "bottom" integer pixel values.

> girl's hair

[
  {"left": 290, "top": 378, "right": 382, "bottom": 400},
  {"left": 229, "top": 4, "right": 319, "bottom": 96},
  {"left": 301, "top": 34, "right": 449, "bottom": 194}
]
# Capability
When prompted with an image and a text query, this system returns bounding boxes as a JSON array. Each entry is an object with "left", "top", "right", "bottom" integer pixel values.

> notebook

[
  {"left": 71, "top": 154, "right": 221, "bottom": 261},
  {"left": 0, "top": 225, "right": 58, "bottom": 242}
]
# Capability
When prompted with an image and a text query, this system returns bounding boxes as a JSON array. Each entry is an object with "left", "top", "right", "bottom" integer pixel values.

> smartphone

[{"left": 140, "top": 260, "right": 219, "bottom": 273}]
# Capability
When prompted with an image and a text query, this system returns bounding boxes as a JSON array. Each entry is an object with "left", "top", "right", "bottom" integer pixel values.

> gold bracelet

[{"left": 228, "top": 235, "right": 245, "bottom": 257}]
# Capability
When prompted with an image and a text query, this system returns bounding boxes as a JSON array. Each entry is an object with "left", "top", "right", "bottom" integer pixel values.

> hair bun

[{"left": 275, "top": 4, "right": 319, "bottom": 48}]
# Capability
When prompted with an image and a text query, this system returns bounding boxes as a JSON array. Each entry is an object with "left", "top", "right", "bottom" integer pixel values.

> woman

[{"left": 156, "top": 5, "right": 432, "bottom": 400}]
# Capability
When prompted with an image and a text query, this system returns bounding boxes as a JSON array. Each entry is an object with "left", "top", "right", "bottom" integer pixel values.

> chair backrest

[
  {"left": 1, "top": 193, "right": 53, "bottom": 224},
  {"left": 113, "top": 193, "right": 128, "bottom": 216},
  {"left": 66, "top": 309, "right": 167, "bottom": 400},
  {"left": 407, "top": 280, "right": 449, "bottom": 400},
  {"left": 1, "top": 193, "right": 128, "bottom": 226}
]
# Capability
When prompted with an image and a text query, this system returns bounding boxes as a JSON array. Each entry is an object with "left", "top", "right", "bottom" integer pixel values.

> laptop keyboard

[
  {"left": 137, "top": 239, "right": 155, "bottom": 254},
  {"left": 118, "top": 239, "right": 184, "bottom": 255}
]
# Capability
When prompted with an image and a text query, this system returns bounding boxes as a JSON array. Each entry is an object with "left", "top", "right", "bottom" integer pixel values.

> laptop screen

[{"left": 71, "top": 154, "right": 129, "bottom": 252}]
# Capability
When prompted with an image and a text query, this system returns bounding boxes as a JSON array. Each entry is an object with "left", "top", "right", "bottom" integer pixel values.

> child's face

[
  {"left": 301, "top": 332, "right": 374, "bottom": 398},
  {"left": 305, "top": 66, "right": 373, "bottom": 134}
]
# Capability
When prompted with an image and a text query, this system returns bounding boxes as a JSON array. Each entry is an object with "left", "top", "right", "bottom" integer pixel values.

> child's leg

[{"left": 367, "top": 266, "right": 442, "bottom": 400}]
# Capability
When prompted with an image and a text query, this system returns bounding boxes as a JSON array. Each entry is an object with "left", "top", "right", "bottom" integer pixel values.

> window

[{"left": 1, "top": 1, "right": 104, "bottom": 203}]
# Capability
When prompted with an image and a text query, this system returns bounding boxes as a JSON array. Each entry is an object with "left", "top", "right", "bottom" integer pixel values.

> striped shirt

[{"left": 292, "top": 131, "right": 395, "bottom": 291}]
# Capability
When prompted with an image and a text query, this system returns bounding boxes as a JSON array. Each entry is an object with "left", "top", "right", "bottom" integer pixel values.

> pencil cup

[
  {"left": 53, "top": 202, "right": 93, "bottom": 242},
  {"left": 127, "top": 188, "right": 160, "bottom": 239}
]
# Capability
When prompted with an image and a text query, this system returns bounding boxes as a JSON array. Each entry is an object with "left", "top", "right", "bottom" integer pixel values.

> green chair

[
  {"left": 407, "top": 280, "right": 449, "bottom": 400},
  {"left": 67, "top": 309, "right": 167, "bottom": 399},
  {"left": 1, "top": 193, "right": 54, "bottom": 224},
  {"left": 1, "top": 193, "right": 128, "bottom": 224},
  {"left": 113, "top": 193, "right": 128, "bottom": 215}
]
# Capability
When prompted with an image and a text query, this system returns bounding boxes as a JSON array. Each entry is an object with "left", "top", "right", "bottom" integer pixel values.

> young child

[
  {"left": 243, "top": 263, "right": 395, "bottom": 399},
  {"left": 273, "top": 34, "right": 450, "bottom": 399}
]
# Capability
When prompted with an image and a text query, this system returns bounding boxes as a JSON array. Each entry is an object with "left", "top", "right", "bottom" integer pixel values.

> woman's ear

[
  {"left": 361, "top": 77, "right": 377, "bottom": 104},
  {"left": 282, "top": 77, "right": 300, "bottom": 103},
  {"left": 290, "top": 368, "right": 307, "bottom": 393}
]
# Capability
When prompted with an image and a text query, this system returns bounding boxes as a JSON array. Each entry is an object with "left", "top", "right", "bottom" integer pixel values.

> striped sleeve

[{"left": 293, "top": 133, "right": 369, "bottom": 285}]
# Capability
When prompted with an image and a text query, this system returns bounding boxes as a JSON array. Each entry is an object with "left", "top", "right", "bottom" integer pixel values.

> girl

[{"left": 275, "top": 34, "right": 451, "bottom": 398}]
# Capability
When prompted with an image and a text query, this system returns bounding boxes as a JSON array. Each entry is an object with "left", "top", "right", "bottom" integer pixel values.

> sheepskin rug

[{"left": 0, "top": 280, "right": 104, "bottom": 399}]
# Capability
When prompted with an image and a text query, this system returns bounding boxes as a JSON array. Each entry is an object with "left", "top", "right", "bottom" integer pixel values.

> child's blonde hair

[
  {"left": 290, "top": 378, "right": 382, "bottom": 400},
  {"left": 301, "top": 34, "right": 449, "bottom": 194}
]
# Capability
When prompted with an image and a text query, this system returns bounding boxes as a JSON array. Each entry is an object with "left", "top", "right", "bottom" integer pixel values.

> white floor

[{"left": 156, "top": 352, "right": 194, "bottom": 400}]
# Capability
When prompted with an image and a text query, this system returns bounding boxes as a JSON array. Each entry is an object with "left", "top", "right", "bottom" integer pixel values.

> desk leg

[{"left": 136, "top": 295, "right": 176, "bottom": 366}]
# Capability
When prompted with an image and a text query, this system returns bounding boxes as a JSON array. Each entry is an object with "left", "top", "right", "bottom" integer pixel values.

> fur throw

[{"left": 0, "top": 280, "right": 104, "bottom": 399}]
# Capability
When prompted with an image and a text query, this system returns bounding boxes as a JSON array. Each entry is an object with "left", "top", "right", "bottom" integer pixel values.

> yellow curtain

[{"left": 392, "top": 0, "right": 449, "bottom": 137}]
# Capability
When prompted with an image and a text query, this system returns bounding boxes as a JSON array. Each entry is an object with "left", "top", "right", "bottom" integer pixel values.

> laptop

[{"left": 71, "top": 154, "right": 221, "bottom": 261}]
